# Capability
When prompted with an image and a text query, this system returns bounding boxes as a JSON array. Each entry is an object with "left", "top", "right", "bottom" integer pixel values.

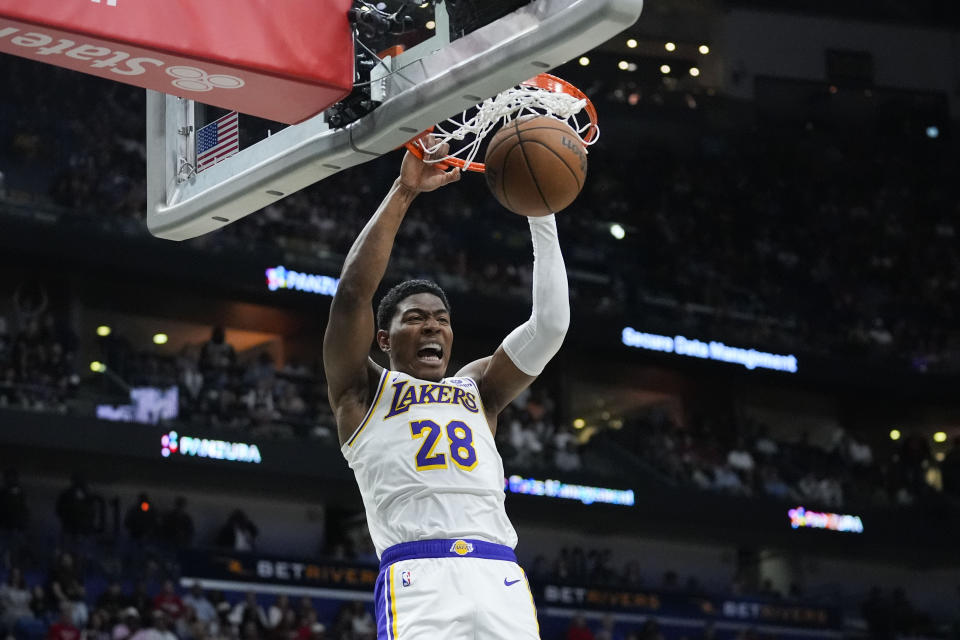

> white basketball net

[{"left": 415, "top": 84, "right": 599, "bottom": 171}]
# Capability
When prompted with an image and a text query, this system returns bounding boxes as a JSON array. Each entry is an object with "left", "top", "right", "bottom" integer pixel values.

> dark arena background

[{"left": 1, "top": 1, "right": 960, "bottom": 639}]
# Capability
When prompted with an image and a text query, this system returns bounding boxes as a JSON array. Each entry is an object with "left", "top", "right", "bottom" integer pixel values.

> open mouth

[{"left": 416, "top": 342, "right": 444, "bottom": 363}]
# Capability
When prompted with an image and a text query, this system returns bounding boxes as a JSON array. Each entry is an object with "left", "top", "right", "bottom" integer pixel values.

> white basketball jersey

[{"left": 341, "top": 369, "right": 518, "bottom": 557}]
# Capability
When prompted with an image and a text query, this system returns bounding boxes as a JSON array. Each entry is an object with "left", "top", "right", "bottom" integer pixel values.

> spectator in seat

[
  {"left": 845, "top": 433, "right": 873, "bottom": 467},
  {"left": 45, "top": 603, "right": 81, "bottom": 640},
  {"left": 760, "top": 466, "right": 793, "bottom": 500},
  {"left": 200, "top": 326, "right": 236, "bottom": 389},
  {"left": 0, "top": 468, "right": 28, "bottom": 532},
  {"left": 182, "top": 582, "right": 216, "bottom": 627},
  {"left": 112, "top": 606, "right": 142, "bottom": 640},
  {"left": 594, "top": 614, "right": 621, "bottom": 640},
  {"left": 125, "top": 493, "right": 158, "bottom": 543},
  {"left": 240, "top": 619, "right": 260, "bottom": 640},
  {"left": 297, "top": 596, "right": 316, "bottom": 625},
  {"left": 177, "top": 344, "right": 204, "bottom": 403},
  {"left": 131, "top": 610, "right": 177, "bottom": 640},
  {"left": 0, "top": 468, "right": 29, "bottom": 565},
  {"left": 160, "top": 495, "right": 195, "bottom": 549},
  {"left": 175, "top": 606, "right": 207, "bottom": 640},
  {"left": 348, "top": 601, "right": 374, "bottom": 640},
  {"left": 228, "top": 592, "right": 267, "bottom": 631},
  {"left": 272, "top": 608, "right": 299, "bottom": 640},
  {"left": 555, "top": 439, "right": 582, "bottom": 472},
  {"left": 129, "top": 581, "right": 153, "bottom": 620},
  {"left": 727, "top": 437, "right": 755, "bottom": 474},
  {"left": 83, "top": 608, "right": 111, "bottom": 640},
  {"left": 55, "top": 473, "right": 97, "bottom": 540},
  {"left": 95, "top": 580, "right": 128, "bottom": 622},
  {"left": 152, "top": 580, "right": 185, "bottom": 621},
  {"left": 566, "top": 613, "right": 595, "bottom": 640},
  {"left": 243, "top": 351, "right": 276, "bottom": 387},
  {"left": 1, "top": 567, "right": 38, "bottom": 639},
  {"left": 216, "top": 509, "right": 259, "bottom": 552},
  {"left": 295, "top": 609, "right": 324, "bottom": 640},
  {"left": 267, "top": 594, "right": 294, "bottom": 631},
  {"left": 47, "top": 552, "right": 87, "bottom": 628},
  {"left": 752, "top": 426, "right": 779, "bottom": 459},
  {"left": 28, "top": 584, "right": 49, "bottom": 621},
  {"left": 713, "top": 465, "right": 747, "bottom": 495}
]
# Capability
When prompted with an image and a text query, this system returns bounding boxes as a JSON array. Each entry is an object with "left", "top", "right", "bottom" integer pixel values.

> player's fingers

[
  {"left": 427, "top": 142, "right": 451, "bottom": 162},
  {"left": 445, "top": 167, "right": 461, "bottom": 183}
]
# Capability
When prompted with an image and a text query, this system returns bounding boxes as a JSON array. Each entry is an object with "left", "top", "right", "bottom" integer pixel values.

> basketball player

[{"left": 323, "top": 140, "right": 569, "bottom": 639}]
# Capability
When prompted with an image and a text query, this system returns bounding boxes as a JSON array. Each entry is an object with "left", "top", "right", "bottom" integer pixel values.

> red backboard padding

[{"left": 0, "top": 0, "right": 354, "bottom": 124}]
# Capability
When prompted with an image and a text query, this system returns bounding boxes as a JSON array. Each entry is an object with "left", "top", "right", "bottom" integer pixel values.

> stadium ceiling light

[
  {"left": 96, "top": 325, "right": 112, "bottom": 337},
  {"left": 425, "top": 19, "right": 436, "bottom": 30},
  {"left": 665, "top": 42, "right": 676, "bottom": 52},
  {"left": 153, "top": 333, "right": 169, "bottom": 345},
  {"left": 419, "top": 2, "right": 429, "bottom": 7},
  {"left": 617, "top": 60, "right": 630, "bottom": 70},
  {"left": 699, "top": 44, "right": 710, "bottom": 54},
  {"left": 689, "top": 67, "right": 701, "bottom": 77},
  {"left": 578, "top": 56, "right": 590, "bottom": 66},
  {"left": 626, "top": 38, "right": 638, "bottom": 48},
  {"left": 933, "top": 431, "right": 947, "bottom": 443},
  {"left": 573, "top": 418, "right": 586, "bottom": 429},
  {"left": 660, "top": 64, "right": 671, "bottom": 74},
  {"left": 90, "top": 361, "right": 106, "bottom": 373},
  {"left": 610, "top": 223, "right": 626, "bottom": 239},
  {"left": 889, "top": 429, "right": 901, "bottom": 441}
]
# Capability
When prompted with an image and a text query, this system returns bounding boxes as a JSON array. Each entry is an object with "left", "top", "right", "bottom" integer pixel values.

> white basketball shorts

[{"left": 374, "top": 538, "right": 540, "bottom": 639}]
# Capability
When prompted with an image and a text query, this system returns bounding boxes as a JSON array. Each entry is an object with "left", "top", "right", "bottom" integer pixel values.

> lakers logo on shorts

[{"left": 449, "top": 540, "right": 474, "bottom": 556}]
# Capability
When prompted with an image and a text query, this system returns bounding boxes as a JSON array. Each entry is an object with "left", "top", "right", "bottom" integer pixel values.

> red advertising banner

[{"left": 0, "top": 0, "right": 354, "bottom": 124}]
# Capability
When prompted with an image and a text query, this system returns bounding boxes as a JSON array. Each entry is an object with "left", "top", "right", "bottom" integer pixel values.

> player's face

[{"left": 382, "top": 293, "right": 452, "bottom": 382}]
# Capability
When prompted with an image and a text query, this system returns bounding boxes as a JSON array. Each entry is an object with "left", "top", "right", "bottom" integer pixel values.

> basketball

[{"left": 484, "top": 116, "right": 588, "bottom": 217}]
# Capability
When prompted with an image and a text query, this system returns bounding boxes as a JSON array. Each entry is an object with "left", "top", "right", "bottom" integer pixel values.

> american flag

[{"left": 196, "top": 111, "right": 239, "bottom": 172}]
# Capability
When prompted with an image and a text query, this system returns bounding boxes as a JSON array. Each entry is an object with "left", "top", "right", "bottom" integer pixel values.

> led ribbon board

[
  {"left": 265, "top": 266, "right": 339, "bottom": 296},
  {"left": 788, "top": 506, "right": 863, "bottom": 533},
  {"left": 97, "top": 386, "right": 178, "bottom": 424},
  {"left": 505, "top": 475, "right": 635, "bottom": 506},
  {"left": 622, "top": 327, "right": 798, "bottom": 373},
  {"left": 161, "top": 431, "right": 262, "bottom": 464}
]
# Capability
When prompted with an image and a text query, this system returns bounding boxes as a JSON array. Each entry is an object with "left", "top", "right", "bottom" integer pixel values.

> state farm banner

[{"left": 0, "top": 0, "right": 354, "bottom": 123}]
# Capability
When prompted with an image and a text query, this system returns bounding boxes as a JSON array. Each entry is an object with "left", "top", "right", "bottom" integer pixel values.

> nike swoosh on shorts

[{"left": 504, "top": 578, "right": 522, "bottom": 586}]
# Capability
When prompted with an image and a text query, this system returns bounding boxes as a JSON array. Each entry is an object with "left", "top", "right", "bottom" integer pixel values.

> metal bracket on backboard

[{"left": 146, "top": 0, "right": 644, "bottom": 241}]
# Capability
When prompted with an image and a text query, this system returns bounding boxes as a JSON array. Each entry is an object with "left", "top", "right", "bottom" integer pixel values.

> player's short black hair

[{"left": 377, "top": 280, "right": 451, "bottom": 330}]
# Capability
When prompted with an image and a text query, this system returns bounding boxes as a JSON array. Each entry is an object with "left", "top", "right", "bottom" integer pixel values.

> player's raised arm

[
  {"left": 457, "top": 214, "right": 570, "bottom": 427},
  {"left": 323, "top": 144, "right": 460, "bottom": 444}
]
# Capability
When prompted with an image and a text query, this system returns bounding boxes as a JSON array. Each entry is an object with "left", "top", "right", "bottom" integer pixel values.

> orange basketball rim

[{"left": 403, "top": 73, "right": 599, "bottom": 173}]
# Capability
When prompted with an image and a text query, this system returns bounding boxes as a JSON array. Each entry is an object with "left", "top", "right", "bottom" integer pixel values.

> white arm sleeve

[{"left": 501, "top": 214, "right": 570, "bottom": 376}]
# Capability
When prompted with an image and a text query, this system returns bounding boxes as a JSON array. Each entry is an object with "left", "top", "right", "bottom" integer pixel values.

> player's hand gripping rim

[{"left": 399, "top": 136, "right": 461, "bottom": 194}]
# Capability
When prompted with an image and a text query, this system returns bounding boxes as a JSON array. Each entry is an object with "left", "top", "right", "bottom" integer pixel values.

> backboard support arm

[{"left": 146, "top": 0, "right": 644, "bottom": 241}]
